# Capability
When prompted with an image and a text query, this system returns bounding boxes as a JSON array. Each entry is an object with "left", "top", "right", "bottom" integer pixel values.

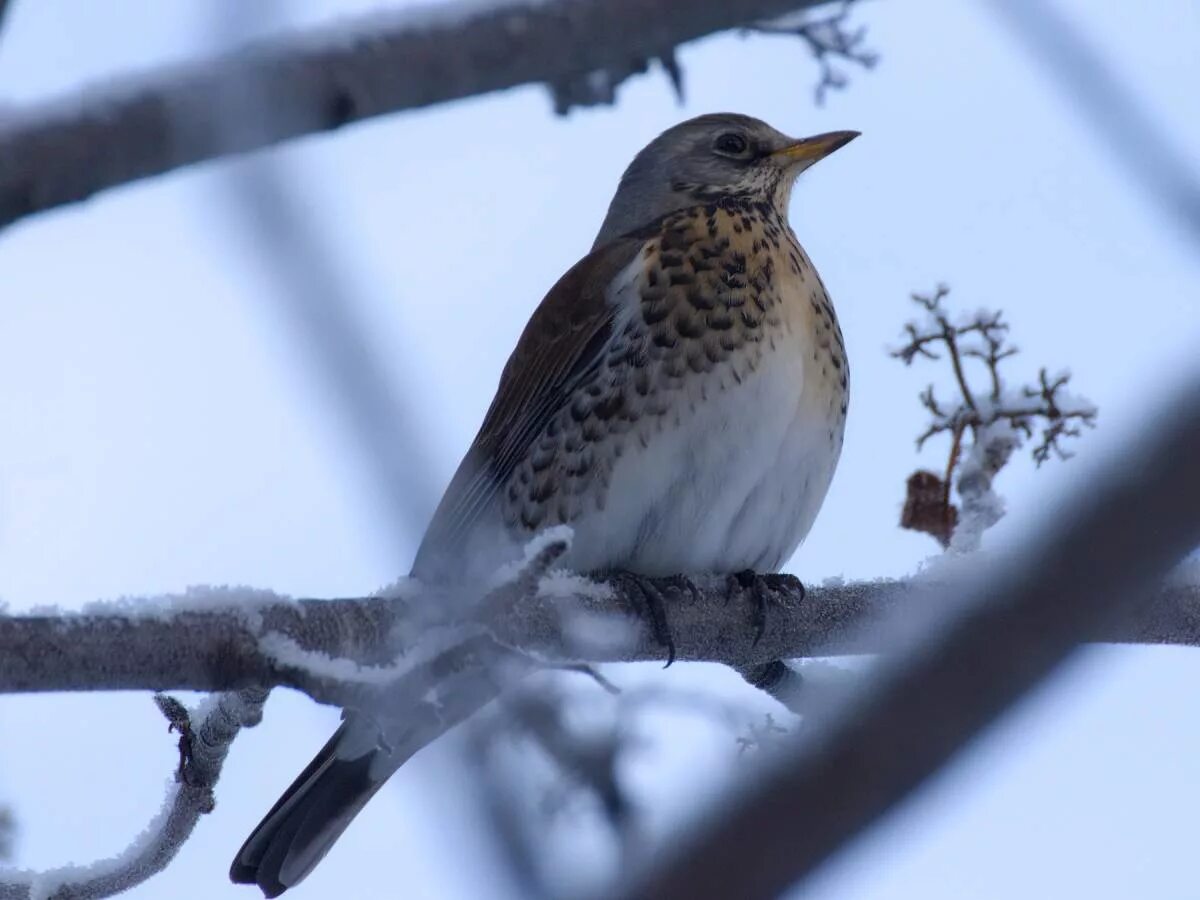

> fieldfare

[{"left": 232, "top": 113, "right": 856, "bottom": 896}]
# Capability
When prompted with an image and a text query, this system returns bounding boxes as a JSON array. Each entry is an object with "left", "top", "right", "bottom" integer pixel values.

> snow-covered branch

[
  {"left": 0, "top": 0, "right": 837, "bottom": 232},
  {"left": 0, "top": 689, "right": 266, "bottom": 900},
  {"left": 2, "top": 575, "right": 1197, "bottom": 704}
]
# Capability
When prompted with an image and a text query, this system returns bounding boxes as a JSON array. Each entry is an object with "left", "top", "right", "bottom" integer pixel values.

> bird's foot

[
  {"left": 726, "top": 571, "right": 806, "bottom": 646},
  {"left": 609, "top": 572, "right": 676, "bottom": 667}
]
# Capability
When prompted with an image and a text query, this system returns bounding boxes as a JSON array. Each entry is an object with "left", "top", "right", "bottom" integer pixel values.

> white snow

[
  {"left": 258, "top": 632, "right": 411, "bottom": 685},
  {"left": 486, "top": 525, "right": 575, "bottom": 591}
]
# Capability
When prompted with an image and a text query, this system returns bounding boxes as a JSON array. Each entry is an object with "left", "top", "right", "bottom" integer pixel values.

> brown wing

[{"left": 411, "top": 234, "right": 646, "bottom": 579}]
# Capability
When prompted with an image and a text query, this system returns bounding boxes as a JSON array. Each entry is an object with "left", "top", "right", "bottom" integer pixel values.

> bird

[{"left": 231, "top": 113, "right": 856, "bottom": 896}]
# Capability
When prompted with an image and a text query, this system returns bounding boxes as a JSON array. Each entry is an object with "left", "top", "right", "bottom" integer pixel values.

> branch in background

[
  {"left": 893, "top": 284, "right": 1097, "bottom": 551},
  {"left": 749, "top": 0, "right": 878, "bottom": 104},
  {"left": 0, "top": 689, "right": 267, "bottom": 900},
  {"left": 0, "top": 0, "right": 841, "bottom": 232},
  {"left": 984, "top": 0, "right": 1200, "bottom": 245}
]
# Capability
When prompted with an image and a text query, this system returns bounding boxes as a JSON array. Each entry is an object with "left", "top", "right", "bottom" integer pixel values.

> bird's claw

[
  {"left": 726, "top": 571, "right": 806, "bottom": 646},
  {"left": 611, "top": 572, "right": 677, "bottom": 667}
]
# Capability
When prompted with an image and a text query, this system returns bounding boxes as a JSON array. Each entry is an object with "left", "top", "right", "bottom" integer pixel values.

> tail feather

[
  {"left": 231, "top": 656, "right": 514, "bottom": 895},
  {"left": 230, "top": 717, "right": 391, "bottom": 897}
]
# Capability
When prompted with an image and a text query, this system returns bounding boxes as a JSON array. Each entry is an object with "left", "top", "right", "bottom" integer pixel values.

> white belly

[{"left": 564, "top": 345, "right": 843, "bottom": 576}]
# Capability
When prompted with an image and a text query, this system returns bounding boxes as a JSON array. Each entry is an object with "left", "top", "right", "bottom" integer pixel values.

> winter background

[{"left": 1, "top": 0, "right": 1199, "bottom": 898}]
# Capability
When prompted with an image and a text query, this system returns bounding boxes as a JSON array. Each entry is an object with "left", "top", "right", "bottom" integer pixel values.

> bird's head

[{"left": 595, "top": 113, "right": 858, "bottom": 247}]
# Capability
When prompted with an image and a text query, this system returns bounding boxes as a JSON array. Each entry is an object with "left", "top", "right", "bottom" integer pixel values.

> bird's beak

[{"left": 771, "top": 130, "right": 860, "bottom": 168}]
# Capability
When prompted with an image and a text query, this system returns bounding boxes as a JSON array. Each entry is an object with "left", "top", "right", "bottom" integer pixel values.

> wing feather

[{"left": 411, "top": 235, "right": 646, "bottom": 579}]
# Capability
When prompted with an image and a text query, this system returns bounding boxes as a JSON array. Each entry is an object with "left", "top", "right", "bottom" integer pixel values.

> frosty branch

[
  {"left": 2, "top": 558, "right": 1197, "bottom": 898},
  {"left": 894, "top": 284, "right": 1097, "bottom": 550},
  {"left": 2, "top": 569, "right": 1196, "bottom": 705},
  {"left": 0, "top": 691, "right": 266, "bottom": 900},
  {"left": 0, "top": 0, "right": 851, "bottom": 232}
]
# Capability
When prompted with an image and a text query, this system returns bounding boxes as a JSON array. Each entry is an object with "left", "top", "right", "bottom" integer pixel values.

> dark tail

[
  {"left": 231, "top": 653, "right": 513, "bottom": 896},
  {"left": 230, "top": 714, "right": 395, "bottom": 897}
]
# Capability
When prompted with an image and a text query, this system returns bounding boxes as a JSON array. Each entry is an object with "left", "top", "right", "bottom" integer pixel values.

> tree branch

[
  {"left": 0, "top": 689, "right": 267, "bottom": 900},
  {"left": 2, "top": 575, "right": 1197, "bottom": 705},
  {"left": 0, "top": 0, "right": 836, "bottom": 232}
]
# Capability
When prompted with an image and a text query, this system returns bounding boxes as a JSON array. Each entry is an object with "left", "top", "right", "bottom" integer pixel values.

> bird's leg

[
  {"left": 725, "top": 571, "right": 806, "bottom": 646},
  {"left": 608, "top": 572, "right": 677, "bottom": 667}
]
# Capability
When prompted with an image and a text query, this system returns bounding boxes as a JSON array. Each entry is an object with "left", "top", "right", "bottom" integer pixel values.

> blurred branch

[
  {"left": 0, "top": 0, "right": 841, "bottom": 232},
  {"left": 1, "top": 574, "right": 1197, "bottom": 703},
  {"left": 985, "top": 0, "right": 1200, "bottom": 244},
  {"left": 0, "top": 689, "right": 267, "bottom": 900},
  {"left": 0, "top": 808, "right": 11, "bottom": 863},
  {"left": 617, "top": 371, "right": 1200, "bottom": 900},
  {"left": 223, "top": 158, "right": 441, "bottom": 548}
]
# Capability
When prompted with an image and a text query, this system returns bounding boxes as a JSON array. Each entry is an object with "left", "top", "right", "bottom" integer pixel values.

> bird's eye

[{"left": 713, "top": 132, "right": 749, "bottom": 156}]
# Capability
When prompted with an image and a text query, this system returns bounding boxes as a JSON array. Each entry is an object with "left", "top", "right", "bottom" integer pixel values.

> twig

[
  {"left": 748, "top": 0, "right": 878, "bottom": 104},
  {"left": 893, "top": 285, "right": 1097, "bottom": 550},
  {"left": 0, "top": 689, "right": 267, "bottom": 900}
]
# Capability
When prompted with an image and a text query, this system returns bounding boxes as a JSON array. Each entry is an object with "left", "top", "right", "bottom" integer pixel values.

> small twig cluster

[
  {"left": 750, "top": 0, "right": 879, "bottom": 104},
  {"left": 893, "top": 284, "right": 1097, "bottom": 549}
]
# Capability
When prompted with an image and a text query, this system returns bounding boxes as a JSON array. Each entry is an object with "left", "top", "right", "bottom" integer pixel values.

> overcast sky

[{"left": 2, "top": 1, "right": 1199, "bottom": 898}]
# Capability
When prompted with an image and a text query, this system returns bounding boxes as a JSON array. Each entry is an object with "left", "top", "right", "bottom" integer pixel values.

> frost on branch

[
  {"left": 892, "top": 284, "right": 1098, "bottom": 552},
  {"left": 0, "top": 689, "right": 266, "bottom": 900}
]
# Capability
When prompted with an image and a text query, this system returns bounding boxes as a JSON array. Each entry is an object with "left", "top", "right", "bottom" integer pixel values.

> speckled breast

[{"left": 501, "top": 198, "right": 849, "bottom": 557}]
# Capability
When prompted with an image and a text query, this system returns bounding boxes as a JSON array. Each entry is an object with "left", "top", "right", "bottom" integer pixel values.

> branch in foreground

[
  {"left": 0, "top": 0, "right": 834, "bottom": 232},
  {"left": 616, "top": 372, "right": 1200, "bottom": 900},
  {"left": 0, "top": 689, "right": 267, "bottom": 900}
]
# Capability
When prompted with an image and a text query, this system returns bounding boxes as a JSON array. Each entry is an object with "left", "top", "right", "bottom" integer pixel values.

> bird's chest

[{"left": 538, "top": 204, "right": 848, "bottom": 574}]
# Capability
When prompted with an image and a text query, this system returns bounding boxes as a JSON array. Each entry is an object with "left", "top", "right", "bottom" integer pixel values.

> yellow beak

[{"left": 771, "top": 130, "right": 861, "bottom": 165}]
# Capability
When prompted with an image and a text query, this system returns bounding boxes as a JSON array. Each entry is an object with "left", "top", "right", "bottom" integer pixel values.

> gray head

[{"left": 594, "top": 113, "right": 858, "bottom": 247}]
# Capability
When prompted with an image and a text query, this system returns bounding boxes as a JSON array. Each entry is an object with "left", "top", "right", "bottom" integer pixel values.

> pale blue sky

[{"left": 1, "top": 1, "right": 1199, "bottom": 898}]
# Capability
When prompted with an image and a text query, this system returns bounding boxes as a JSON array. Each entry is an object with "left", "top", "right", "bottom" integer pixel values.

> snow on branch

[
  {"left": 894, "top": 284, "right": 1097, "bottom": 551},
  {"left": 0, "top": 563, "right": 1197, "bottom": 897},
  {"left": 0, "top": 0, "right": 837, "bottom": 232},
  {"left": 0, "top": 689, "right": 266, "bottom": 900},
  {"left": 1, "top": 574, "right": 1197, "bottom": 705}
]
